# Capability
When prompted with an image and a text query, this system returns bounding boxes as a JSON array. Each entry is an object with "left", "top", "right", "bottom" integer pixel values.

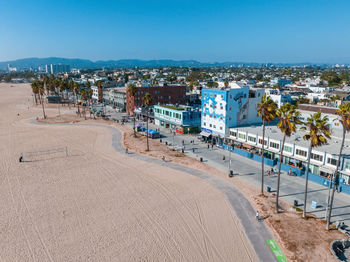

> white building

[{"left": 265, "top": 89, "right": 292, "bottom": 108}]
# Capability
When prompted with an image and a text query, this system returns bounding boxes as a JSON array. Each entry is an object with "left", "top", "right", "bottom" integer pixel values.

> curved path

[{"left": 33, "top": 120, "right": 277, "bottom": 262}]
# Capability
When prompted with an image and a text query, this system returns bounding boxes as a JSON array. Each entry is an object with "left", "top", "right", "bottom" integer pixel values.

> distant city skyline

[{"left": 1, "top": 0, "right": 350, "bottom": 63}]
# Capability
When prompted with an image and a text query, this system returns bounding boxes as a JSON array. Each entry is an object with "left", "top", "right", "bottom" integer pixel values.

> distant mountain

[{"left": 0, "top": 57, "right": 337, "bottom": 70}]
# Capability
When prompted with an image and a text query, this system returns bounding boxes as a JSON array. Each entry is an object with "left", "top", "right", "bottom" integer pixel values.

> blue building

[
  {"left": 201, "top": 83, "right": 264, "bottom": 143},
  {"left": 153, "top": 104, "right": 201, "bottom": 134}
]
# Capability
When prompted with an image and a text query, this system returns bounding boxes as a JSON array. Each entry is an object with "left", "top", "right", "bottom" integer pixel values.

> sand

[{"left": 0, "top": 83, "right": 258, "bottom": 261}]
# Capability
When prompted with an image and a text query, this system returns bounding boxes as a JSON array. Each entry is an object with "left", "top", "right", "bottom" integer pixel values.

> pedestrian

[
  {"left": 256, "top": 211, "right": 260, "bottom": 221},
  {"left": 288, "top": 168, "right": 292, "bottom": 176},
  {"left": 125, "top": 148, "right": 128, "bottom": 154},
  {"left": 270, "top": 167, "right": 274, "bottom": 176},
  {"left": 207, "top": 144, "right": 209, "bottom": 149},
  {"left": 162, "top": 155, "right": 165, "bottom": 162},
  {"left": 211, "top": 144, "right": 213, "bottom": 149},
  {"left": 222, "top": 155, "right": 225, "bottom": 161},
  {"left": 192, "top": 148, "right": 195, "bottom": 153}
]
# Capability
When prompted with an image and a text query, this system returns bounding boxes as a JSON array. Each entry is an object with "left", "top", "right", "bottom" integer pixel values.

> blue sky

[{"left": 1, "top": 0, "right": 350, "bottom": 63}]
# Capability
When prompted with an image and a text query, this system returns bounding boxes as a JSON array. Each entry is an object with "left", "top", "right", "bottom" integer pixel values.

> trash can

[
  {"left": 294, "top": 200, "right": 298, "bottom": 207},
  {"left": 267, "top": 186, "right": 271, "bottom": 193},
  {"left": 229, "top": 170, "right": 233, "bottom": 177},
  {"left": 200, "top": 157, "right": 203, "bottom": 162}
]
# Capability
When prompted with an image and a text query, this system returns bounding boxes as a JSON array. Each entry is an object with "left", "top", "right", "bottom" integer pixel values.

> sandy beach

[{"left": 0, "top": 83, "right": 258, "bottom": 261}]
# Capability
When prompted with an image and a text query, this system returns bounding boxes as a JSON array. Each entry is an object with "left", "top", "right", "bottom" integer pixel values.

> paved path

[
  {"left": 33, "top": 119, "right": 278, "bottom": 262},
  {"left": 145, "top": 122, "right": 350, "bottom": 229}
]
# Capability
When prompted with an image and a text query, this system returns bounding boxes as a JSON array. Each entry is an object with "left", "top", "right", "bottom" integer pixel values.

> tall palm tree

[
  {"left": 80, "top": 89, "right": 88, "bottom": 120},
  {"left": 301, "top": 112, "right": 331, "bottom": 218},
  {"left": 37, "top": 80, "right": 47, "bottom": 119},
  {"left": 31, "top": 80, "right": 39, "bottom": 105},
  {"left": 326, "top": 102, "right": 350, "bottom": 229},
  {"left": 144, "top": 92, "right": 152, "bottom": 151},
  {"left": 128, "top": 83, "right": 137, "bottom": 137},
  {"left": 73, "top": 82, "right": 81, "bottom": 117},
  {"left": 257, "top": 94, "right": 277, "bottom": 195},
  {"left": 275, "top": 103, "right": 301, "bottom": 212}
]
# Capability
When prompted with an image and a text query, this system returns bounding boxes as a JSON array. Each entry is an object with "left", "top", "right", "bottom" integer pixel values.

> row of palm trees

[
  {"left": 257, "top": 94, "right": 350, "bottom": 230},
  {"left": 31, "top": 76, "right": 93, "bottom": 120},
  {"left": 127, "top": 84, "right": 153, "bottom": 151}
]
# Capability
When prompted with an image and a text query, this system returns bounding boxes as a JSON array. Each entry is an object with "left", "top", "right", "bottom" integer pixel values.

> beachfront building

[
  {"left": 153, "top": 104, "right": 201, "bottom": 134},
  {"left": 91, "top": 85, "right": 102, "bottom": 102},
  {"left": 45, "top": 64, "right": 70, "bottom": 74},
  {"left": 225, "top": 125, "right": 350, "bottom": 194},
  {"left": 126, "top": 84, "right": 186, "bottom": 115},
  {"left": 102, "top": 87, "right": 127, "bottom": 112},
  {"left": 200, "top": 83, "right": 264, "bottom": 143}
]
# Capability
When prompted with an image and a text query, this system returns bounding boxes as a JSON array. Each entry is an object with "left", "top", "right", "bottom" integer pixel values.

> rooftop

[{"left": 231, "top": 125, "right": 350, "bottom": 156}]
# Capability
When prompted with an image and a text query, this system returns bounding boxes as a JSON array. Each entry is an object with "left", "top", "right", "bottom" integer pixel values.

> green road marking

[{"left": 266, "top": 239, "right": 287, "bottom": 262}]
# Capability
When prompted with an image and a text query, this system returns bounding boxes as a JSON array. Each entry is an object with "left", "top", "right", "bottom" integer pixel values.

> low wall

[
  {"left": 252, "top": 154, "right": 277, "bottom": 166},
  {"left": 281, "top": 163, "right": 304, "bottom": 176}
]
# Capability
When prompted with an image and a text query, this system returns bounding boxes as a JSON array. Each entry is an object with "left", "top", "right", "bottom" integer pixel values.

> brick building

[{"left": 126, "top": 85, "right": 186, "bottom": 115}]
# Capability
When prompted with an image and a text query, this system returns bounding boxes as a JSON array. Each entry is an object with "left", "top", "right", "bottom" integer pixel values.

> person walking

[
  {"left": 288, "top": 168, "right": 292, "bottom": 176},
  {"left": 207, "top": 144, "right": 210, "bottom": 149},
  {"left": 256, "top": 211, "right": 260, "bottom": 221}
]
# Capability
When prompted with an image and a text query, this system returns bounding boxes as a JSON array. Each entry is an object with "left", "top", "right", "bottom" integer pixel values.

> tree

[
  {"left": 257, "top": 94, "right": 277, "bottom": 195},
  {"left": 73, "top": 82, "right": 81, "bottom": 117},
  {"left": 128, "top": 84, "right": 137, "bottom": 137},
  {"left": 224, "top": 80, "right": 229, "bottom": 88},
  {"left": 301, "top": 112, "right": 331, "bottom": 218},
  {"left": 144, "top": 92, "right": 152, "bottom": 151},
  {"left": 275, "top": 103, "right": 301, "bottom": 212},
  {"left": 31, "top": 80, "right": 39, "bottom": 105},
  {"left": 36, "top": 80, "right": 47, "bottom": 119},
  {"left": 207, "top": 81, "right": 218, "bottom": 88},
  {"left": 326, "top": 102, "right": 350, "bottom": 229},
  {"left": 80, "top": 89, "right": 88, "bottom": 120}
]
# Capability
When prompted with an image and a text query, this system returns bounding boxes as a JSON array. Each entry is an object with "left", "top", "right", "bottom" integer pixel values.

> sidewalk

[{"left": 146, "top": 122, "right": 350, "bottom": 228}]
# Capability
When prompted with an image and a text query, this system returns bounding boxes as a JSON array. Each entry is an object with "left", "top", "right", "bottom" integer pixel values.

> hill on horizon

[{"left": 0, "top": 57, "right": 330, "bottom": 70}]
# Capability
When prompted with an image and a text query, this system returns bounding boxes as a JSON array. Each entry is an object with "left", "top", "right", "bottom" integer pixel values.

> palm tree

[
  {"left": 257, "top": 94, "right": 277, "bottom": 195},
  {"left": 37, "top": 80, "right": 47, "bottom": 119},
  {"left": 128, "top": 83, "right": 137, "bottom": 137},
  {"left": 301, "top": 112, "right": 331, "bottom": 218},
  {"left": 326, "top": 102, "right": 350, "bottom": 229},
  {"left": 144, "top": 92, "right": 152, "bottom": 151},
  {"left": 275, "top": 103, "right": 301, "bottom": 212},
  {"left": 31, "top": 80, "right": 39, "bottom": 105},
  {"left": 80, "top": 89, "right": 88, "bottom": 120},
  {"left": 73, "top": 82, "right": 81, "bottom": 117}
]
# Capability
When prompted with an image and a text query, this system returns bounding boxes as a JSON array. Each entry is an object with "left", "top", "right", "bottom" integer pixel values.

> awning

[
  {"left": 320, "top": 166, "right": 335, "bottom": 174},
  {"left": 200, "top": 131, "right": 211, "bottom": 137}
]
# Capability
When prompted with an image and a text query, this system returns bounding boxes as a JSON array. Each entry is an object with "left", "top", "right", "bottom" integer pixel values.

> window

[
  {"left": 230, "top": 95, "right": 232, "bottom": 99},
  {"left": 258, "top": 139, "right": 267, "bottom": 145},
  {"left": 210, "top": 124, "right": 212, "bottom": 127},
  {"left": 283, "top": 145, "right": 293, "bottom": 153},
  {"left": 204, "top": 113, "right": 206, "bottom": 116},
  {"left": 296, "top": 149, "right": 307, "bottom": 157},
  {"left": 238, "top": 133, "right": 246, "bottom": 140},
  {"left": 220, "top": 127, "right": 223, "bottom": 130},
  {"left": 220, "top": 117, "right": 223, "bottom": 120},
  {"left": 230, "top": 131, "right": 237, "bottom": 137},
  {"left": 345, "top": 162, "right": 350, "bottom": 170},
  {"left": 311, "top": 153, "right": 323, "bottom": 162},
  {"left": 203, "top": 122, "right": 206, "bottom": 126},
  {"left": 213, "top": 125, "right": 216, "bottom": 128},
  {"left": 204, "top": 93, "right": 207, "bottom": 96},
  {"left": 270, "top": 142, "right": 279, "bottom": 149},
  {"left": 229, "top": 117, "right": 232, "bottom": 120},
  {"left": 220, "top": 106, "right": 223, "bottom": 110},
  {"left": 221, "top": 95, "right": 224, "bottom": 98},
  {"left": 327, "top": 158, "right": 338, "bottom": 166},
  {"left": 248, "top": 136, "right": 256, "bottom": 143}
]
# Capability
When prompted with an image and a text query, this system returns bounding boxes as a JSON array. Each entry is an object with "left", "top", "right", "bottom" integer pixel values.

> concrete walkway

[{"left": 146, "top": 122, "right": 350, "bottom": 229}]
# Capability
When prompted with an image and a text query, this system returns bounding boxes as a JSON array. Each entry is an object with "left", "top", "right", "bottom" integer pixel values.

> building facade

[
  {"left": 102, "top": 87, "right": 127, "bottom": 112},
  {"left": 46, "top": 64, "right": 70, "bottom": 74},
  {"left": 126, "top": 85, "right": 186, "bottom": 115},
  {"left": 201, "top": 84, "right": 264, "bottom": 142},
  {"left": 153, "top": 104, "right": 201, "bottom": 134}
]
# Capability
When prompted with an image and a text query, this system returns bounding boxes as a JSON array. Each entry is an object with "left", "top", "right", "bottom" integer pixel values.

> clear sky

[{"left": 1, "top": 0, "right": 350, "bottom": 63}]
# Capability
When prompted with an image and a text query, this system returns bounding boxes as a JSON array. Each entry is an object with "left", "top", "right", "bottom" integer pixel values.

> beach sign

[{"left": 266, "top": 239, "right": 287, "bottom": 262}]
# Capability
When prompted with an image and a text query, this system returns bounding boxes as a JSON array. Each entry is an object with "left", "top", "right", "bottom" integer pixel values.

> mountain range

[{"left": 0, "top": 57, "right": 331, "bottom": 70}]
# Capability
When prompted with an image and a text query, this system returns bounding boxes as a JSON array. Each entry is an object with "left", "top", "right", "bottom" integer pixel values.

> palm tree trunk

[
  {"left": 133, "top": 115, "right": 136, "bottom": 137},
  {"left": 34, "top": 94, "right": 38, "bottom": 105},
  {"left": 146, "top": 109, "right": 149, "bottom": 151},
  {"left": 261, "top": 121, "right": 266, "bottom": 195},
  {"left": 303, "top": 145, "right": 312, "bottom": 218},
  {"left": 326, "top": 128, "right": 345, "bottom": 229},
  {"left": 39, "top": 93, "right": 46, "bottom": 119},
  {"left": 276, "top": 134, "right": 286, "bottom": 212}
]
